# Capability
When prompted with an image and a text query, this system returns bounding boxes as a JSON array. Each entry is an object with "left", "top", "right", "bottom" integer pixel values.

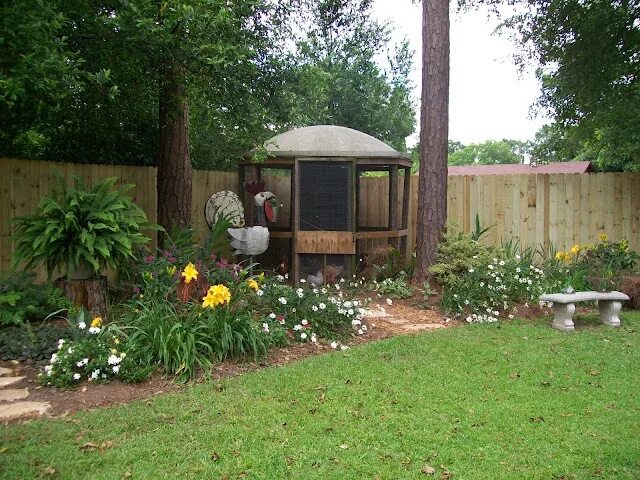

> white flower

[
  {"left": 319, "top": 302, "right": 326, "bottom": 310},
  {"left": 499, "top": 260, "right": 505, "bottom": 266},
  {"left": 480, "top": 282, "right": 485, "bottom": 287},
  {"left": 468, "top": 268, "right": 475, "bottom": 273},
  {"left": 347, "top": 309, "right": 354, "bottom": 316},
  {"left": 352, "top": 319, "right": 362, "bottom": 326},
  {"left": 357, "top": 329, "right": 363, "bottom": 335},
  {"left": 330, "top": 341, "right": 338, "bottom": 349},
  {"left": 67, "top": 347, "right": 73, "bottom": 355},
  {"left": 292, "top": 308, "right": 296, "bottom": 313},
  {"left": 284, "top": 273, "right": 289, "bottom": 279},
  {"left": 300, "top": 279, "right": 306, "bottom": 283},
  {"left": 340, "top": 345, "right": 350, "bottom": 351},
  {"left": 256, "top": 289, "right": 264, "bottom": 296},
  {"left": 262, "top": 323, "right": 270, "bottom": 333},
  {"left": 278, "top": 297, "right": 287, "bottom": 305},
  {"left": 386, "top": 298, "right": 393, "bottom": 306},
  {"left": 293, "top": 324, "right": 302, "bottom": 331},
  {"left": 312, "top": 305, "right": 318, "bottom": 312},
  {"left": 515, "top": 267, "right": 521, "bottom": 273},
  {"left": 107, "top": 355, "right": 121, "bottom": 365},
  {"left": 89, "top": 327, "right": 101, "bottom": 335},
  {"left": 112, "top": 365, "right": 120, "bottom": 374},
  {"left": 50, "top": 353, "right": 58, "bottom": 363},
  {"left": 78, "top": 321, "right": 86, "bottom": 330},
  {"left": 73, "top": 373, "right": 81, "bottom": 381},
  {"left": 300, "top": 332, "right": 308, "bottom": 340},
  {"left": 311, "top": 333, "right": 317, "bottom": 343},
  {"left": 361, "top": 325, "right": 367, "bottom": 332},
  {"left": 488, "top": 265, "right": 494, "bottom": 270},
  {"left": 269, "top": 313, "right": 276, "bottom": 319},
  {"left": 44, "top": 365, "right": 53, "bottom": 375},
  {"left": 57, "top": 339, "right": 65, "bottom": 349},
  {"left": 508, "top": 314, "right": 514, "bottom": 319},
  {"left": 343, "top": 301, "right": 352, "bottom": 309},
  {"left": 301, "top": 319, "right": 308, "bottom": 326},
  {"left": 515, "top": 255, "right": 521, "bottom": 260},
  {"left": 89, "top": 369, "right": 100, "bottom": 381}
]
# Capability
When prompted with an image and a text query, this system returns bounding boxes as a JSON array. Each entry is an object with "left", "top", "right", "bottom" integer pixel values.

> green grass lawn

[{"left": 2, "top": 313, "right": 639, "bottom": 480}]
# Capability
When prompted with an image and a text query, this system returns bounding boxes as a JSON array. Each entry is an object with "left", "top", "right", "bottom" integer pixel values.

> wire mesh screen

[{"left": 299, "top": 161, "right": 352, "bottom": 231}]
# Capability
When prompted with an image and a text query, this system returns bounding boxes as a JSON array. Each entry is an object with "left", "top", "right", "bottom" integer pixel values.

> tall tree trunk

[
  {"left": 414, "top": 0, "right": 449, "bottom": 283},
  {"left": 157, "top": 66, "right": 192, "bottom": 242}
]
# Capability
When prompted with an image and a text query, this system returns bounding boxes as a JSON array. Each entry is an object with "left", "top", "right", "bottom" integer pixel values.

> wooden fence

[{"left": 1, "top": 158, "right": 639, "bottom": 274}]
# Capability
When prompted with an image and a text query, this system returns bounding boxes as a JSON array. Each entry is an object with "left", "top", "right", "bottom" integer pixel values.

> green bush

[
  {"left": 12, "top": 175, "right": 155, "bottom": 278},
  {"left": 0, "top": 324, "right": 73, "bottom": 362},
  {"left": 0, "top": 274, "right": 74, "bottom": 327},
  {"left": 370, "top": 274, "right": 413, "bottom": 299},
  {"left": 429, "top": 229, "right": 499, "bottom": 287}
]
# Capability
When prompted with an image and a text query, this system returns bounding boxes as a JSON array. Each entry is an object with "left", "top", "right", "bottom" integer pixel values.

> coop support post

[
  {"left": 389, "top": 165, "right": 399, "bottom": 250},
  {"left": 401, "top": 167, "right": 411, "bottom": 259}
]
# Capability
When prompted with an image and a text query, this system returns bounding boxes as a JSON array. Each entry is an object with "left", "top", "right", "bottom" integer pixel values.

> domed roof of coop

[{"left": 256, "top": 125, "right": 407, "bottom": 158}]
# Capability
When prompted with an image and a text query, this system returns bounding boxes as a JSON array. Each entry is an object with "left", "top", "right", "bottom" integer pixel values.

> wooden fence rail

[{"left": 1, "top": 158, "right": 639, "bottom": 275}]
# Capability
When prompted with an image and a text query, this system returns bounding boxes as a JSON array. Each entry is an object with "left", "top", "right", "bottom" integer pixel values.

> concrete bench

[{"left": 540, "top": 291, "right": 630, "bottom": 332}]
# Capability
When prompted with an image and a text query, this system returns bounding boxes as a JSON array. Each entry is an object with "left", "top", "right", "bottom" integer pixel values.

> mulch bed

[{"left": 1, "top": 295, "right": 558, "bottom": 421}]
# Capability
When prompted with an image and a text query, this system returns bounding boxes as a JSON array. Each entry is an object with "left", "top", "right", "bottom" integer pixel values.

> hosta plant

[{"left": 12, "top": 175, "right": 155, "bottom": 278}]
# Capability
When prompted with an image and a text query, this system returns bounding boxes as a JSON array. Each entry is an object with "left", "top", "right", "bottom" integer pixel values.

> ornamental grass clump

[{"left": 11, "top": 175, "right": 155, "bottom": 278}]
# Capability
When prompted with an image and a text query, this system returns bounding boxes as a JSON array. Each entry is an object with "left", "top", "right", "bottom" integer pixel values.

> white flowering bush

[
  {"left": 440, "top": 253, "right": 557, "bottom": 322},
  {"left": 39, "top": 311, "right": 152, "bottom": 388},
  {"left": 258, "top": 276, "right": 368, "bottom": 341}
]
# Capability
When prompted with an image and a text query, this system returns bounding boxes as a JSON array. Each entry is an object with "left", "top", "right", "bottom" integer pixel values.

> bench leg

[
  {"left": 598, "top": 300, "right": 622, "bottom": 327},
  {"left": 551, "top": 303, "right": 575, "bottom": 332}
]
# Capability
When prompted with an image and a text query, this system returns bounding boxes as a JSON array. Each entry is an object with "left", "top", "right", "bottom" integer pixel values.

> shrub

[
  {"left": 39, "top": 311, "right": 152, "bottom": 388},
  {"left": 11, "top": 175, "right": 155, "bottom": 278},
  {"left": 0, "top": 324, "right": 73, "bottom": 362},
  {"left": 0, "top": 273, "right": 74, "bottom": 327},
  {"left": 429, "top": 229, "right": 499, "bottom": 288},
  {"left": 370, "top": 274, "right": 413, "bottom": 299}
]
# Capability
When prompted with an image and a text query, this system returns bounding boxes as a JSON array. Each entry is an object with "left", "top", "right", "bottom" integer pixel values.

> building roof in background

[{"left": 447, "top": 161, "right": 592, "bottom": 176}]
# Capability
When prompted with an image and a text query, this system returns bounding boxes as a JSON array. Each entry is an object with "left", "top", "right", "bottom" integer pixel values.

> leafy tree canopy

[
  {"left": 460, "top": 0, "right": 640, "bottom": 172},
  {"left": 1, "top": 0, "right": 415, "bottom": 169}
]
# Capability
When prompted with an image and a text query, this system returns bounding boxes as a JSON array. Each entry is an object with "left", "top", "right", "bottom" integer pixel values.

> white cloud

[{"left": 371, "top": 0, "right": 550, "bottom": 146}]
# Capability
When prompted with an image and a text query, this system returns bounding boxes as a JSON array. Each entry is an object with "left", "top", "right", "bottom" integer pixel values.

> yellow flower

[
  {"left": 110, "top": 348, "right": 118, "bottom": 354},
  {"left": 114, "top": 338, "right": 120, "bottom": 345},
  {"left": 258, "top": 272, "right": 265, "bottom": 283},
  {"left": 570, "top": 244, "right": 580, "bottom": 255},
  {"left": 167, "top": 265, "right": 177, "bottom": 276},
  {"left": 91, "top": 317, "right": 103, "bottom": 328},
  {"left": 181, "top": 262, "right": 198, "bottom": 284},
  {"left": 247, "top": 279, "right": 259, "bottom": 292},
  {"left": 599, "top": 233, "right": 608, "bottom": 242},
  {"left": 202, "top": 284, "right": 231, "bottom": 308},
  {"left": 555, "top": 252, "right": 565, "bottom": 261}
]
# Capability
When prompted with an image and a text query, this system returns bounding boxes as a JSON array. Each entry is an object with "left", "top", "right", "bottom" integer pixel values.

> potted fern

[{"left": 11, "top": 175, "right": 155, "bottom": 280}]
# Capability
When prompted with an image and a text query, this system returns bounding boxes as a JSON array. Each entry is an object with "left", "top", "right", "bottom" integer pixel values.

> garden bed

[{"left": 0, "top": 297, "right": 448, "bottom": 419}]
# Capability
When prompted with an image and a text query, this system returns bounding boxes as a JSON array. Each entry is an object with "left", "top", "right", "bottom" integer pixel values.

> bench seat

[{"left": 540, "top": 291, "right": 630, "bottom": 331}]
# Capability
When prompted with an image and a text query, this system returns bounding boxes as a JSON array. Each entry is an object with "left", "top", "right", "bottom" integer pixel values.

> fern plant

[{"left": 11, "top": 175, "right": 156, "bottom": 278}]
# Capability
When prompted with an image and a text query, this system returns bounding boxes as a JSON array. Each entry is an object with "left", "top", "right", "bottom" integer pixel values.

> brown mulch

[{"left": 1, "top": 294, "right": 556, "bottom": 421}]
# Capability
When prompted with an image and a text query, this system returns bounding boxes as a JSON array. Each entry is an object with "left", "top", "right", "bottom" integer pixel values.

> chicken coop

[{"left": 238, "top": 125, "right": 412, "bottom": 283}]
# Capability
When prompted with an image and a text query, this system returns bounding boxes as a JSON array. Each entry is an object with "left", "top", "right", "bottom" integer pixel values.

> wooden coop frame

[{"left": 239, "top": 126, "right": 411, "bottom": 283}]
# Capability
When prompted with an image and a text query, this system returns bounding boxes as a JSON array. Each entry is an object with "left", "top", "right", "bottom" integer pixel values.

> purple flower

[{"left": 144, "top": 255, "right": 155, "bottom": 264}]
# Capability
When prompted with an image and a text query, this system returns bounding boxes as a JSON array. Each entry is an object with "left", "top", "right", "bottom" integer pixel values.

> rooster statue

[{"left": 204, "top": 181, "right": 280, "bottom": 261}]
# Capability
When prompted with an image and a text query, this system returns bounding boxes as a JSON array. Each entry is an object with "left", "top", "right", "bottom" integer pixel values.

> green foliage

[
  {"left": 0, "top": 324, "right": 72, "bottom": 362},
  {"left": 370, "top": 248, "right": 415, "bottom": 281},
  {"left": 0, "top": 273, "right": 73, "bottom": 327},
  {"left": 448, "top": 139, "right": 529, "bottom": 166},
  {"left": 464, "top": 0, "right": 640, "bottom": 172},
  {"left": 551, "top": 237, "right": 639, "bottom": 291},
  {"left": 370, "top": 274, "right": 413, "bottom": 299},
  {"left": 11, "top": 175, "right": 155, "bottom": 278},
  {"left": 428, "top": 228, "right": 498, "bottom": 288},
  {"left": 471, "top": 214, "right": 493, "bottom": 242}
]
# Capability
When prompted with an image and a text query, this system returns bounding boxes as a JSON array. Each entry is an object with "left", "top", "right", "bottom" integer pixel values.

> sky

[{"left": 371, "top": 0, "right": 550, "bottom": 146}]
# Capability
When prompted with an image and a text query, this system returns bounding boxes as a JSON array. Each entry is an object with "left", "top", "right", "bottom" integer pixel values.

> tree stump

[{"left": 55, "top": 277, "right": 108, "bottom": 321}]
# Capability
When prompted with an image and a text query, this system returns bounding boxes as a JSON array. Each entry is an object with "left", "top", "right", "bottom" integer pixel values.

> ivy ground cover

[{"left": 2, "top": 313, "right": 639, "bottom": 479}]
